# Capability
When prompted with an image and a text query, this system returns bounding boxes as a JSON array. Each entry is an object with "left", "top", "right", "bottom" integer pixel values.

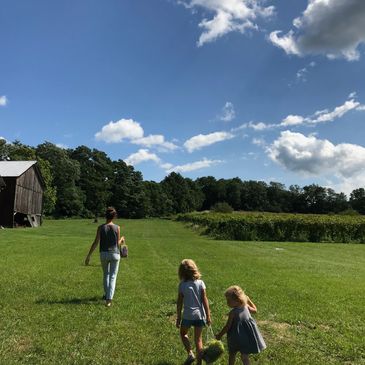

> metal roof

[{"left": 0, "top": 161, "right": 37, "bottom": 177}]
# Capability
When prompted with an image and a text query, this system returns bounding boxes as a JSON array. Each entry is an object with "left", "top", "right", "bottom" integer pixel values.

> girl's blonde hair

[
  {"left": 178, "top": 259, "right": 201, "bottom": 281},
  {"left": 225, "top": 285, "right": 248, "bottom": 306}
]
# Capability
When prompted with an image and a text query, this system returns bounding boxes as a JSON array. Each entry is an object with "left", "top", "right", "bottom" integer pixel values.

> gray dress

[{"left": 227, "top": 306, "right": 266, "bottom": 354}]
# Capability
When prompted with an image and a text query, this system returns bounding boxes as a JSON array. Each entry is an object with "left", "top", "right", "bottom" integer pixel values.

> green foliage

[
  {"left": 161, "top": 172, "right": 203, "bottom": 214},
  {"left": 3, "top": 138, "right": 365, "bottom": 220},
  {"left": 37, "top": 158, "right": 57, "bottom": 215},
  {"left": 211, "top": 202, "right": 233, "bottom": 213},
  {"left": 177, "top": 212, "right": 365, "bottom": 243},
  {"left": 202, "top": 339, "right": 224, "bottom": 363}
]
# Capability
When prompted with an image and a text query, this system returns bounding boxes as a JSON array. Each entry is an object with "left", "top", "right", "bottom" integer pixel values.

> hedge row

[{"left": 176, "top": 212, "right": 365, "bottom": 243}]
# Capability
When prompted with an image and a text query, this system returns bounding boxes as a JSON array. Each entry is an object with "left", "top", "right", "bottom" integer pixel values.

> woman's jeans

[{"left": 100, "top": 252, "right": 120, "bottom": 300}]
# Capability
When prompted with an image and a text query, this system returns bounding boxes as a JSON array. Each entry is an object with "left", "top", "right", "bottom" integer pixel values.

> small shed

[{"left": 0, "top": 161, "right": 45, "bottom": 227}]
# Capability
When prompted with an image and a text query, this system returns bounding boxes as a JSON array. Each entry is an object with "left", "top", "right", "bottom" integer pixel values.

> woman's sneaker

[{"left": 183, "top": 353, "right": 195, "bottom": 365}]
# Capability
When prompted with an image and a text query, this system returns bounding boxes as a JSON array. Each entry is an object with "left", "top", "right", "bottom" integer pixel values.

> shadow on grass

[
  {"left": 35, "top": 296, "right": 101, "bottom": 305},
  {"left": 154, "top": 362, "right": 175, "bottom": 365}
]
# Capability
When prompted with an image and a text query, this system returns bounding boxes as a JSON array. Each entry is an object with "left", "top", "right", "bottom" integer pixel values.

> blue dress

[{"left": 227, "top": 306, "right": 266, "bottom": 354}]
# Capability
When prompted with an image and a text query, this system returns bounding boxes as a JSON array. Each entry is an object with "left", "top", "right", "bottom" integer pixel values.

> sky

[{"left": 1, "top": 0, "right": 365, "bottom": 195}]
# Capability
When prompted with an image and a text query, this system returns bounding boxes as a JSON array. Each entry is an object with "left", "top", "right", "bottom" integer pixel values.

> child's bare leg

[
  {"left": 241, "top": 353, "right": 250, "bottom": 365},
  {"left": 229, "top": 352, "right": 237, "bottom": 365},
  {"left": 194, "top": 326, "right": 204, "bottom": 365},
  {"left": 180, "top": 326, "right": 193, "bottom": 355}
]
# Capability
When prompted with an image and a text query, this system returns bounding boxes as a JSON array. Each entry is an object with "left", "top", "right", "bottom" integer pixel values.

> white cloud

[
  {"left": 0, "top": 96, "right": 8, "bottom": 106},
  {"left": 281, "top": 115, "right": 305, "bottom": 126},
  {"left": 279, "top": 97, "right": 363, "bottom": 128},
  {"left": 184, "top": 131, "right": 234, "bottom": 152},
  {"left": 95, "top": 119, "right": 144, "bottom": 143},
  {"left": 246, "top": 121, "right": 275, "bottom": 130},
  {"left": 349, "top": 91, "right": 357, "bottom": 99},
  {"left": 95, "top": 118, "right": 177, "bottom": 151},
  {"left": 124, "top": 149, "right": 161, "bottom": 166},
  {"left": 166, "top": 158, "right": 223, "bottom": 173},
  {"left": 269, "top": 30, "right": 299, "bottom": 56},
  {"left": 131, "top": 134, "right": 178, "bottom": 151},
  {"left": 252, "top": 137, "right": 266, "bottom": 147},
  {"left": 269, "top": 0, "right": 365, "bottom": 61},
  {"left": 296, "top": 61, "right": 316, "bottom": 82},
  {"left": 310, "top": 99, "right": 360, "bottom": 123},
  {"left": 56, "top": 143, "right": 68, "bottom": 149},
  {"left": 179, "top": 0, "right": 274, "bottom": 46},
  {"left": 220, "top": 101, "right": 236, "bottom": 122},
  {"left": 268, "top": 131, "right": 365, "bottom": 193},
  {"left": 124, "top": 149, "right": 176, "bottom": 171}
]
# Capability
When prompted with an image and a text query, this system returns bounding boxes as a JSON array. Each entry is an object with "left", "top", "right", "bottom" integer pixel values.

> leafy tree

[
  {"left": 70, "top": 146, "right": 113, "bottom": 219},
  {"left": 143, "top": 181, "right": 173, "bottom": 217},
  {"left": 161, "top": 172, "right": 202, "bottom": 214},
  {"left": 110, "top": 160, "right": 146, "bottom": 218},
  {"left": 196, "top": 176, "right": 220, "bottom": 210},
  {"left": 7, "top": 140, "right": 36, "bottom": 161},
  {"left": 349, "top": 188, "right": 365, "bottom": 214},
  {"left": 225, "top": 178, "right": 241, "bottom": 210},
  {"left": 0, "top": 138, "right": 10, "bottom": 160},
  {"left": 302, "top": 184, "right": 327, "bottom": 214},
  {"left": 36, "top": 142, "right": 84, "bottom": 217},
  {"left": 267, "top": 182, "right": 291, "bottom": 213},
  {"left": 241, "top": 180, "right": 268, "bottom": 211},
  {"left": 37, "top": 158, "right": 57, "bottom": 215},
  {"left": 325, "top": 189, "right": 348, "bottom": 213}
]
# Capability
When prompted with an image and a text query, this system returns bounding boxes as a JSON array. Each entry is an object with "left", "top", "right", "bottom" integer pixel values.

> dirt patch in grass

[
  {"left": 12, "top": 336, "right": 33, "bottom": 353},
  {"left": 259, "top": 320, "right": 296, "bottom": 344}
]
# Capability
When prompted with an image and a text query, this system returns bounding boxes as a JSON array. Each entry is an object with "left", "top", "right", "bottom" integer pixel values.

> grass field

[{"left": 0, "top": 219, "right": 364, "bottom": 365}]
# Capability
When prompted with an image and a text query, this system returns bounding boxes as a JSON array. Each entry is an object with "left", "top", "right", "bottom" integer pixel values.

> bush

[
  {"left": 211, "top": 202, "right": 233, "bottom": 213},
  {"left": 176, "top": 212, "right": 365, "bottom": 243}
]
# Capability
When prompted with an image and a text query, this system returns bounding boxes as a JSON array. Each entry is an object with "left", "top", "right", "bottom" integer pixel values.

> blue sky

[{"left": 1, "top": 0, "right": 365, "bottom": 194}]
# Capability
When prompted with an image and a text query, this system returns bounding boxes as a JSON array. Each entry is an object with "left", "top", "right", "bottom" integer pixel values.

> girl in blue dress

[{"left": 216, "top": 285, "right": 266, "bottom": 365}]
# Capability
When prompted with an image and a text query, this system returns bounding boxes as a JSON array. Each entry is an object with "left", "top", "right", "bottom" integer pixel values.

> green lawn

[{"left": 0, "top": 219, "right": 364, "bottom": 365}]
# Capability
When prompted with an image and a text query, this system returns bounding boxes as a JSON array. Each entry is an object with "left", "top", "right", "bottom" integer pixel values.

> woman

[{"left": 85, "top": 207, "right": 125, "bottom": 307}]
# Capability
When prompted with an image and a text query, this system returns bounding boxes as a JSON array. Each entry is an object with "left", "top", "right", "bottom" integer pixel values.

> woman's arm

[
  {"left": 117, "top": 226, "right": 125, "bottom": 245},
  {"left": 201, "top": 288, "right": 211, "bottom": 325},
  {"left": 247, "top": 296, "right": 257, "bottom": 314},
  {"left": 176, "top": 292, "right": 184, "bottom": 328},
  {"left": 216, "top": 311, "right": 235, "bottom": 340},
  {"left": 85, "top": 227, "right": 100, "bottom": 265}
]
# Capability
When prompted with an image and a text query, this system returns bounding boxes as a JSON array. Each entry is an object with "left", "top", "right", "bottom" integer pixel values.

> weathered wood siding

[{"left": 14, "top": 167, "right": 43, "bottom": 215}]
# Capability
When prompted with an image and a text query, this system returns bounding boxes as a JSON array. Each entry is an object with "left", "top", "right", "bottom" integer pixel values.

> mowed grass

[{"left": 0, "top": 219, "right": 364, "bottom": 365}]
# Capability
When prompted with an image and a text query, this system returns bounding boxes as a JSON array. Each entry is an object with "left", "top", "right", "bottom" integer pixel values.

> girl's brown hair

[
  {"left": 225, "top": 285, "right": 248, "bottom": 306},
  {"left": 178, "top": 259, "right": 201, "bottom": 281},
  {"left": 105, "top": 207, "right": 117, "bottom": 220}
]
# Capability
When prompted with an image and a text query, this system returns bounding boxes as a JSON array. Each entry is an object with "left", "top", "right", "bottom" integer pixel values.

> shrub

[
  {"left": 176, "top": 212, "right": 365, "bottom": 243},
  {"left": 211, "top": 202, "right": 233, "bottom": 213}
]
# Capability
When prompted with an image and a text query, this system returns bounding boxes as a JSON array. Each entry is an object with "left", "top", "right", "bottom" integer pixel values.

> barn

[{"left": 0, "top": 161, "right": 45, "bottom": 227}]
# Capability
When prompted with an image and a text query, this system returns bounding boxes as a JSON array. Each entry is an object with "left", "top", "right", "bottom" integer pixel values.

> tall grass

[{"left": 0, "top": 219, "right": 364, "bottom": 364}]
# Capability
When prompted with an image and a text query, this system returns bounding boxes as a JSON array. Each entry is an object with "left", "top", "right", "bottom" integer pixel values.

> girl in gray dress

[{"left": 216, "top": 286, "right": 266, "bottom": 365}]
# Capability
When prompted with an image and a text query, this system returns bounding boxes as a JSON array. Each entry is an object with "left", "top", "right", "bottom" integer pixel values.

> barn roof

[{"left": 0, "top": 161, "right": 38, "bottom": 177}]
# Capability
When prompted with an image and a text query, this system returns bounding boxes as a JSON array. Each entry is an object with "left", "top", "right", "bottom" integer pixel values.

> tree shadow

[{"left": 35, "top": 296, "right": 101, "bottom": 305}]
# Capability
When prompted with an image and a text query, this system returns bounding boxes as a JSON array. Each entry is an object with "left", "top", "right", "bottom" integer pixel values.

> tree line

[{"left": 1, "top": 139, "right": 365, "bottom": 218}]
